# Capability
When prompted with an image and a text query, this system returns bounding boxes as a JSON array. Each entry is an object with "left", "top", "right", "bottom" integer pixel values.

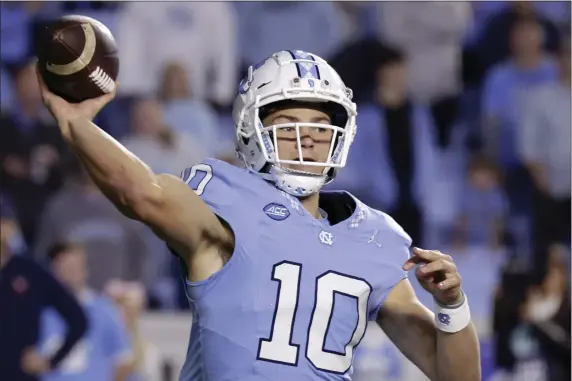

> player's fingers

[
  {"left": 35, "top": 64, "right": 61, "bottom": 106},
  {"left": 35, "top": 65, "right": 49, "bottom": 95},
  {"left": 413, "top": 248, "right": 455, "bottom": 264},
  {"left": 437, "top": 274, "right": 462, "bottom": 291},
  {"left": 412, "top": 247, "right": 443, "bottom": 262},
  {"left": 402, "top": 255, "right": 426, "bottom": 271},
  {"left": 418, "top": 258, "right": 456, "bottom": 275}
]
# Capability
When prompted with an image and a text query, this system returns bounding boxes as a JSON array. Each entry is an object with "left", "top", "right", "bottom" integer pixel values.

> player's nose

[{"left": 299, "top": 127, "right": 315, "bottom": 149}]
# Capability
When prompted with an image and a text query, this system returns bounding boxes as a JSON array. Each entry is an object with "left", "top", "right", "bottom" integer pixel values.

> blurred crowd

[{"left": 0, "top": 1, "right": 570, "bottom": 381}]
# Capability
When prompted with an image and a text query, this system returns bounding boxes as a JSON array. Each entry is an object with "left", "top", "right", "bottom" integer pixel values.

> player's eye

[
  {"left": 282, "top": 127, "right": 296, "bottom": 133},
  {"left": 314, "top": 127, "right": 328, "bottom": 133}
]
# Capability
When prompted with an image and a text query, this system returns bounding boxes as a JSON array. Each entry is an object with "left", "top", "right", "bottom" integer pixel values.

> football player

[{"left": 36, "top": 50, "right": 480, "bottom": 380}]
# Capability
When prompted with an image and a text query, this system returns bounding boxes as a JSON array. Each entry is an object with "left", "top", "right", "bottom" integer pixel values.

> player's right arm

[{"left": 36, "top": 68, "right": 230, "bottom": 282}]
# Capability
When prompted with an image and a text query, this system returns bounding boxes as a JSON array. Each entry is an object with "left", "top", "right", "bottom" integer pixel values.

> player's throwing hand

[
  {"left": 402, "top": 247, "right": 463, "bottom": 306},
  {"left": 36, "top": 64, "right": 116, "bottom": 134}
]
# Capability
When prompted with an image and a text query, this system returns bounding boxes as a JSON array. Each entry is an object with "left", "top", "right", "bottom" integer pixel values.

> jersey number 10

[{"left": 257, "top": 261, "right": 372, "bottom": 374}]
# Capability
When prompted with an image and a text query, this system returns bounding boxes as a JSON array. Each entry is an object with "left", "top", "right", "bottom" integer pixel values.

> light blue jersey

[
  {"left": 179, "top": 159, "right": 411, "bottom": 381},
  {"left": 39, "top": 290, "right": 133, "bottom": 381}
]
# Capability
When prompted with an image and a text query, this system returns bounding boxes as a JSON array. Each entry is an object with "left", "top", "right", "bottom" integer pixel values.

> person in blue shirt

[
  {"left": 39, "top": 243, "right": 134, "bottom": 381},
  {"left": 36, "top": 50, "right": 480, "bottom": 380}
]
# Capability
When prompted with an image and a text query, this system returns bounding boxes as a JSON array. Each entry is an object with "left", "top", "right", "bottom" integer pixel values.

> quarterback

[{"left": 37, "top": 50, "right": 480, "bottom": 380}]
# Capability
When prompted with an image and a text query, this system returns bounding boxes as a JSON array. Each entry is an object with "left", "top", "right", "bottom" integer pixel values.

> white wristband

[{"left": 434, "top": 292, "right": 471, "bottom": 333}]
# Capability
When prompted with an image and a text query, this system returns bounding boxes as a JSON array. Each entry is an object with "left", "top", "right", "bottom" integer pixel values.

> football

[{"left": 36, "top": 15, "right": 119, "bottom": 103}]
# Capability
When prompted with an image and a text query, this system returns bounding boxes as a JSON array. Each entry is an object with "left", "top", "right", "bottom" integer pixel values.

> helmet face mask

[{"left": 233, "top": 51, "right": 357, "bottom": 197}]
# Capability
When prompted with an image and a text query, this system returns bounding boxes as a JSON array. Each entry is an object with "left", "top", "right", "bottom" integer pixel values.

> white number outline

[
  {"left": 257, "top": 261, "right": 372, "bottom": 374},
  {"left": 182, "top": 163, "right": 213, "bottom": 196}
]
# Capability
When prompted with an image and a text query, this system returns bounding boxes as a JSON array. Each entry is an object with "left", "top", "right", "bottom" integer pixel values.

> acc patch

[{"left": 263, "top": 203, "right": 290, "bottom": 221}]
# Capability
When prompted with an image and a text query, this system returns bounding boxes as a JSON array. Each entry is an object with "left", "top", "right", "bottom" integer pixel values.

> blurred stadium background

[{"left": 0, "top": 1, "right": 570, "bottom": 381}]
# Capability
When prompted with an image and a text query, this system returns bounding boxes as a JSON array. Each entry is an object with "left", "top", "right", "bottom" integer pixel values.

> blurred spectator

[
  {"left": 34, "top": 159, "right": 151, "bottom": 291},
  {"left": 453, "top": 155, "right": 508, "bottom": 250},
  {"left": 492, "top": 262, "right": 541, "bottom": 381},
  {"left": 377, "top": 2, "right": 471, "bottom": 148},
  {"left": 105, "top": 280, "right": 163, "bottom": 381},
  {"left": 0, "top": 197, "right": 87, "bottom": 381},
  {"left": 116, "top": 2, "right": 237, "bottom": 107},
  {"left": 0, "top": 193, "right": 28, "bottom": 257},
  {"left": 493, "top": 243, "right": 571, "bottom": 381},
  {"left": 474, "top": 1, "right": 561, "bottom": 80},
  {"left": 481, "top": 15, "right": 559, "bottom": 220},
  {"left": 333, "top": 2, "right": 372, "bottom": 44},
  {"left": 519, "top": 37, "right": 571, "bottom": 253},
  {"left": 334, "top": 49, "right": 438, "bottom": 245},
  {"left": 0, "top": 61, "right": 66, "bottom": 245},
  {"left": 39, "top": 243, "right": 134, "bottom": 381},
  {"left": 467, "top": 2, "right": 570, "bottom": 47},
  {"left": 121, "top": 98, "right": 205, "bottom": 175},
  {"left": 526, "top": 244, "right": 571, "bottom": 381},
  {"left": 329, "top": 38, "right": 400, "bottom": 104},
  {"left": 236, "top": 2, "right": 343, "bottom": 70},
  {"left": 158, "top": 62, "right": 223, "bottom": 158},
  {"left": 465, "top": 2, "right": 513, "bottom": 46}
]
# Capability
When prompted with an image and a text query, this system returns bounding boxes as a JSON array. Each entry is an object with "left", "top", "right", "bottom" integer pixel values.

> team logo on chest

[
  {"left": 319, "top": 230, "right": 334, "bottom": 246},
  {"left": 263, "top": 203, "right": 290, "bottom": 221}
]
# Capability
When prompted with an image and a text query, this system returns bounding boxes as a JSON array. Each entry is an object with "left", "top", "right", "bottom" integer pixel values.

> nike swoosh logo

[
  {"left": 257, "top": 81, "right": 271, "bottom": 90},
  {"left": 46, "top": 23, "right": 96, "bottom": 76}
]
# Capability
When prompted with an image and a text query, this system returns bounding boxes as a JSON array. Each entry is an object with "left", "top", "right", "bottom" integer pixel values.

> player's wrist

[
  {"left": 434, "top": 290, "right": 465, "bottom": 308},
  {"left": 433, "top": 291, "right": 471, "bottom": 333}
]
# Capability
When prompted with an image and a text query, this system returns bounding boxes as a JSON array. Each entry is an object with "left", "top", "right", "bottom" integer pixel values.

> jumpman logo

[{"left": 367, "top": 229, "right": 383, "bottom": 248}]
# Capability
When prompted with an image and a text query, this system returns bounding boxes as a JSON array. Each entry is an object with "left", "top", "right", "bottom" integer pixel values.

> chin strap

[{"left": 256, "top": 166, "right": 326, "bottom": 197}]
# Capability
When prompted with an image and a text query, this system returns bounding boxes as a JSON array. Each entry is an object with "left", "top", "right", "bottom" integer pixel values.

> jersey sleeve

[
  {"left": 179, "top": 158, "right": 243, "bottom": 227},
  {"left": 368, "top": 212, "right": 412, "bottom": 321},
  {"left": 178, "top": 159, "right": 252, "bottom": 297}
]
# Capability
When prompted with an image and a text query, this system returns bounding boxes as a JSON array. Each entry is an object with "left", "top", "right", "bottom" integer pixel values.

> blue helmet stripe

[{"left": 287, "top": 50, "right": 321, "bottom": 80}]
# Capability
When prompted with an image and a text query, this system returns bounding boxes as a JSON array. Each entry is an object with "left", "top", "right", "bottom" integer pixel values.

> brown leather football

[{"left": 36, "top": 15, "right": 119, "bottom": 103}]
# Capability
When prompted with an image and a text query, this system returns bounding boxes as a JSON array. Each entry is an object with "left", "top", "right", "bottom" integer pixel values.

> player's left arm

[{"left": 376, "top": 248, "right": 481, "bottom": 381}]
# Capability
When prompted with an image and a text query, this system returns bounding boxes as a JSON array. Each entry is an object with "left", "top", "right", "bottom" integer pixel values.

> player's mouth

[{"left": 294, "top": 157, "right": 316, "bottom": 162}]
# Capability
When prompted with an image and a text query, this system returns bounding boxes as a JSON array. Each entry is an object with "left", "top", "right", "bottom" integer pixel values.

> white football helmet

[{"left": 233, "top": 50, "right": 357, "bottom": 197}]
